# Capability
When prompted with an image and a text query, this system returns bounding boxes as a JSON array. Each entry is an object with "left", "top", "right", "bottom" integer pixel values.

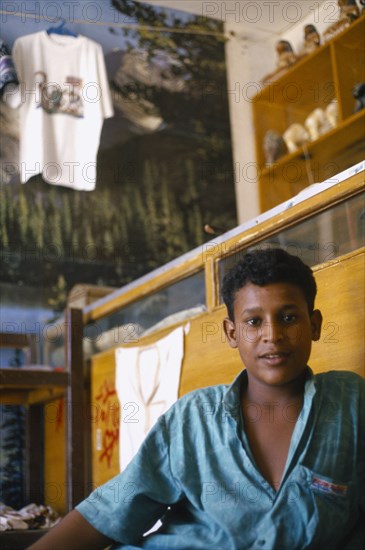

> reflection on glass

[
  {"left": 218, "top": 192, "right": 365, "bottom": 300},
  {"left": 85, "top": 270, "right": 206, "bottom": 351}
]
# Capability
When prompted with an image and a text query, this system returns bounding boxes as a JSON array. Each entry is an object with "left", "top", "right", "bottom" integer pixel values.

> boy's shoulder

[
  {"left": 164, "top": 380, "right": 234, "bottom": 422},
  {"left": 314, "top": 369, "right": 364, "bottom": 384},
  {"left": 164, "top": 371, "right": 246, "bottom": 427},
  {"left": 177, "top": 382, "right": 230, "bottom": 407},
  {"left": 314, "top": 369, "right": 365, "bottom": 396}
]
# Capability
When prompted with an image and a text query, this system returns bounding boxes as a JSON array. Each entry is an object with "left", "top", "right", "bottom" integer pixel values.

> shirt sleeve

[
  {"left": 11, "top": 38, "right": 23, "bottom": 80},
  {"left": 76, "top": 414, "right": 183, "bottom": 545},
  {"left": 95, "top": 42, "right": 114, "bottom": 119}
]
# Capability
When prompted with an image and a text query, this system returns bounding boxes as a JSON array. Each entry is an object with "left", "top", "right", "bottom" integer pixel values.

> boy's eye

[
  {"left": 246, "top": 318, "right": 261, "bottom": 327},
  {"left": 282, "top": 314, "right": 296, "bottom": 323}
]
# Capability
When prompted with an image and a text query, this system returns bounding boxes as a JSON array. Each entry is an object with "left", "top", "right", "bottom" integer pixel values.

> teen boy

[{"left": 29, "top": 248, "right": 364, "bottom": 549}]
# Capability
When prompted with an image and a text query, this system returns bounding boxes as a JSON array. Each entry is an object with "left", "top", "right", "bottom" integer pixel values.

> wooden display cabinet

[
  {"left": 252, "top": 15, "right": 365, "bottom": 212},
  {"left": 0, "top": 310, "right": 88, "bottom": 549}
]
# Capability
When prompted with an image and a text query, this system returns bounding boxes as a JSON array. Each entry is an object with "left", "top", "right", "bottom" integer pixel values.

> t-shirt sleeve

[
  {"left": 76, "top": 414, "right": 183, "bottom": 545},
  {"left": 11, "top": 39, "right": 23, "bottom": 79},
  {"left": 95, "top": 43, "right": 114, "bottom": 119}
]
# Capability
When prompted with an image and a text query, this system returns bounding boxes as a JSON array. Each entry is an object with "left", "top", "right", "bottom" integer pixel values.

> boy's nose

[{"left": 262, "top": 322, "right": 284, "bottom": 342}]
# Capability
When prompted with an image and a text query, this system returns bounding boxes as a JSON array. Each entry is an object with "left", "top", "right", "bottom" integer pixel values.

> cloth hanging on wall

[
  {"left": 12, "top": 31, "right": 114, "bottom": 191},
  {"left": 115, "top": 326, "right": 184, "bottom": 472}
]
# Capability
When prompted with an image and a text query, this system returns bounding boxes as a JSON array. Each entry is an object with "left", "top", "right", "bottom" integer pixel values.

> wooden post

[{"left": 64, "top": 307, "right": 87, "bottom": 511}]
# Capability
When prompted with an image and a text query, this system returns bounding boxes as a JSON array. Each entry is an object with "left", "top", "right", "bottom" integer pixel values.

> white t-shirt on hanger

[{"left": 13, "top": 31, "right": 114, "bottom": 191}]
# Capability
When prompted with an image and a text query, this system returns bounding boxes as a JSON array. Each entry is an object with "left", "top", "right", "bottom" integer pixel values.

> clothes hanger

[{"left": 47, "top": 18, "right": 78, "bottom": 38}]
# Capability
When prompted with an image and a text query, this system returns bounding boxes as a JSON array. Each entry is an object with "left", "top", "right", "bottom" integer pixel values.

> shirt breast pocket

[{"left": 300, "top": 465, "right": 355, "bottom": 547}]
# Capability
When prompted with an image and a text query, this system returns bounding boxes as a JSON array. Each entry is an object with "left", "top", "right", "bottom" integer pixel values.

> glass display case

[{"left": 218, "top": 190, "right": 365, "bottom": 295}]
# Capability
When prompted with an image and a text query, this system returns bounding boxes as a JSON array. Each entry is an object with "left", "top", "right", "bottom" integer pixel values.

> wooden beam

[
  {"left": 65, "top": 308, "right": 87, "bottom": 511},
  {"left": 0, "top": 333, "right": 31, "bottom": 348},
  {"left": 0, "top": 369, "right": 68, "bottom": 389}
]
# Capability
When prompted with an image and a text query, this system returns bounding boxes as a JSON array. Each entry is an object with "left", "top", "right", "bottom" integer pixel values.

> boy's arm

[{"left": 27, "top": 509, "right": 114, "bottom": 550}]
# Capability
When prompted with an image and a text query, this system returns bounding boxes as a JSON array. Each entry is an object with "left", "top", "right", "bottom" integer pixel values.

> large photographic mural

[
  {"left": 0, "top": 0, "right": 236, "bottom": 303},
  {"left": 0, "top": 0, "right": 236, "bottom": 507}
]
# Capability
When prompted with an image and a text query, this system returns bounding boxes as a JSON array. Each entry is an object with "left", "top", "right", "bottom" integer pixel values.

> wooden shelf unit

[
  {"left": 0, "top": 309, "right": 88, "bottom": 549},
  {"left": 252, "top": 15, "right": 365, "bottom": 212}
]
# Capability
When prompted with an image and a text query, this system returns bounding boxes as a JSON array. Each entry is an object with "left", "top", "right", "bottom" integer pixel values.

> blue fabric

[
  {"left": 0, "top": 40, "right": 18, "bottom": 93},
  {"left": 77, "top": 369, "right": 365, "bottom": 549}
]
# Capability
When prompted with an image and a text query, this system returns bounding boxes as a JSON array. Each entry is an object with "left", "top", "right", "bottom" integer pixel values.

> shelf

[
  {"left": 0, "top": 368, "right": 68, "bottom": 404},
  {"left": 258, "top": 44, "right": 333, "bottom": 109},
  {"left": 0, "top": 309, "right": 89, "bottom": 517},
  {"left": 258, "top": 109, "right": 365, "bottom": 212},
  {"left": 331, "top": 11, "right": 365, "bottom": 48},
  {"left": 0, "top": 368, "right": 68, "bottom": 388},
  {"left": 252, "top": 15, "right": 365, "bottom": 212},
  {"left": 261, "top": 109, "right": 365, "bottom": 178}
]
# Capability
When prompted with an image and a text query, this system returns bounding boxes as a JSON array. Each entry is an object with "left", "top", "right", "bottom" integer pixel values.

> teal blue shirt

[{"left": 77, "top": 369, "right": 365, "bottom": 549}]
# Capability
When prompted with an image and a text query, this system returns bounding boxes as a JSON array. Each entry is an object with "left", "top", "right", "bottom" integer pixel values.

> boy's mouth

[
  {"left": 259, "top": 351, "right": 291, "bottom": 364},
  {"left": 260, "top": 352, "right": 290, "bottom": 358}
]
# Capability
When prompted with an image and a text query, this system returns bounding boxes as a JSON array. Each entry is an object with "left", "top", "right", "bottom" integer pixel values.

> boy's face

[{"left": 223, "top": 282, "right": 322, "bottom": 389}]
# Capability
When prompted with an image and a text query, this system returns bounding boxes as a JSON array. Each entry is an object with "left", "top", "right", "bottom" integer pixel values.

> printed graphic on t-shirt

[{"left": 35, "top": 72, "right": 84, "bottom": 118}]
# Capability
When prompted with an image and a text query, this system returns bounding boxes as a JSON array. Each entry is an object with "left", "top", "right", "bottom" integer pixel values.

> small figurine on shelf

[
  {"left": 323, "top": 0, "right": 360, "bottom": 41},
  {"left": 263, "top": 130, "right": 288, "bottom": 165},
  {"left": 261, "top": 39, "right": 298, "bottom": 83},
  {"left": 302, "top": 24, "right": 321, "bottom": 55},
  {"left": 276, "top": 40, "right": 297, "bottom": 69},
  {"left": 339, "top": 0, "right": 360, "bottom": 21},
  {"left": 283, "top": 123, "right": 310, "bottom": 153},
  {"left": 304, "top": 108, "right": 327, "bottom": 140},
  {"left": 353, "top": 82, "right": 365, "bottom": 112},
  {"left": 325, "top": 99, "right": 339, "bottom": 129}
]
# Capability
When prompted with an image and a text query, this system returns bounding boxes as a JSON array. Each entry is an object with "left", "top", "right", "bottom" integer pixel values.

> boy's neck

[{"left": 243, "top": 370, "right": 307, "bottom": 407}]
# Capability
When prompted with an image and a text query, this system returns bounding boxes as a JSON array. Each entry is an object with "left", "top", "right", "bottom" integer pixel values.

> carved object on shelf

[
  {"left": 339, "top": 0, "right": 361, "bottom": 20},
  {"left": 304, "top": 108, "right": 327, "bottom": 140},
  {"left": 303, "top": 24, "right": 321, "bottom": 54},
  {"left": 353, "top": 82, "right": 365, "bottom": 112},
  {"left": 283, "top": 123, "right": 310, "bottom": 153},
  {"left": 276, "top": 40, "right": 297, "bottom": 69},
  {"left": 323, "top": 0, "right": 360, "bottom": 41},
  {"left": 261, "top": 40, "right": 298, "bottom": 84},
  {"left": 263, "top": 130, "right": 288, "bottom": 165},
  {"left": 325, "top": 99, "right": 339, "bottom": 129}
]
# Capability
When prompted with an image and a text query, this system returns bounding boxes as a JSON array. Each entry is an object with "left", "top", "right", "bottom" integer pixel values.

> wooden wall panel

[
  {"left": 310, "top": 250, "right": 365, "bottom": 377},
  {"left": 178, "top": 309, "right": 241, "bottom": 395},
  {"left": 90, "top": 352, "right": 120, "bottom": 487}
]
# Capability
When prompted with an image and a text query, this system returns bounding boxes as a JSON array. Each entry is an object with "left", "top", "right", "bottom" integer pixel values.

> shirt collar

[{"left": 222, "top": 367, "right": 316, "bottom": 412}]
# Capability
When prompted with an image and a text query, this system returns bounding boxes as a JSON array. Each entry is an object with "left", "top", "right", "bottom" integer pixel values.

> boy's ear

[
  {"left": 310, "top": 309, "right": 323, "bottom": 341},
  {"left": 223, "top": 317, "right": 238, "bottom": 348}
]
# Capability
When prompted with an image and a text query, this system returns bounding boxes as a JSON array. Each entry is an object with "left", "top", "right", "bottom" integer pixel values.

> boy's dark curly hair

[{"left": 221, "top": 248, "right": 317, "bottom": 320}]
